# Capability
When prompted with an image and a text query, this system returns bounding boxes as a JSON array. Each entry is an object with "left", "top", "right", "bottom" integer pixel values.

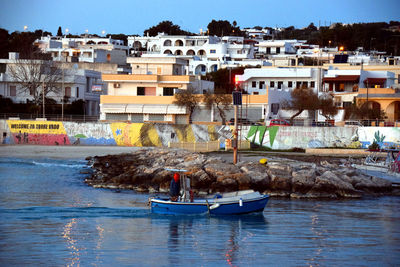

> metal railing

[{"left": 0, "top": 113, "right": 99, "bottom": 122}]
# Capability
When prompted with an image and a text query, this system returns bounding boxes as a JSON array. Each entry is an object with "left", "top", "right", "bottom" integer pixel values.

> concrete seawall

[{"left": 1, "top": 119, "right": 399, "bottom": 150}]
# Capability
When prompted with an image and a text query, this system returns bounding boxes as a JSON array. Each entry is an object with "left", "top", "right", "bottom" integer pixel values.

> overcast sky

[{"left": 1, "top": 0, "right": 399, "bottom": 36}]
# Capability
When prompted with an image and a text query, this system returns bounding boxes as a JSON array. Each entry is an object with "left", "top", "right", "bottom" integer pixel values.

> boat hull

[{"left": 150, "top": 194, "right": 269, "bottom": 215}]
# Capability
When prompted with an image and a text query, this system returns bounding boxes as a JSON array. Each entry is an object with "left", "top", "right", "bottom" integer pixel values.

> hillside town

[{"left": 0, "top": 21, "right": 399, "bottom": 126}]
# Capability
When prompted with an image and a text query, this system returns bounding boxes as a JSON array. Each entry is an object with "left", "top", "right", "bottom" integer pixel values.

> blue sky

[{"left": 1, "top": 0, "right": 398, "bottom": 36}]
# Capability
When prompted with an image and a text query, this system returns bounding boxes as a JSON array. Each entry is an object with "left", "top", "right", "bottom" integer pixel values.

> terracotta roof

[{"left": 323, "top": 75, "right": 360, "bottom": 82}]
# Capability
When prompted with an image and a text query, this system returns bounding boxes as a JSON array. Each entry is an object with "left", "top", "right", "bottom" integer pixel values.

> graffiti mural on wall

[
  {"left": 245, "top": 126, "right": 359, "bottom": 149},
  {"left": 3, "top": 120, "right": 399, "bottom": 149},
  {"left": 109, "top": 123, "right": 219, "bottom": 147},
  {"left": 357, "top": 127, "right": 400, "bottom": 149},
  {"left": 7, "top": 120, "right": 69, "bottom": 145}
]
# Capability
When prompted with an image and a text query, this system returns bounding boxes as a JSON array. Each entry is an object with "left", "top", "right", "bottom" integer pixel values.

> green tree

[
  {"left": 57, "top": 26, "right": 62, "bottom": 36},
  {"left": 203, "top": 92, "right": 232, "bottom": 125},
  {"left": 173, "top": 88, "right": 201, "bottom": 124},
  {"left": 281, "top": 86, "right": 320, "bottom": 124},
  {"left": 203, "top": 67, "right": 245, "bottom": 93},
  {"left": 107, "top": 33, "right": 128, "bottom": 45},
  {"left": 345, "top": 101, "right": 386, "bottom": 121},
  {"left": 207, "top": 20, "right": 243, "bottom": 37},
  {"left": 144, "top": 21, "right": 193, "bottom": 36},
  {"left": 0, "top": 28, "right": 10, "bottom": 58}
]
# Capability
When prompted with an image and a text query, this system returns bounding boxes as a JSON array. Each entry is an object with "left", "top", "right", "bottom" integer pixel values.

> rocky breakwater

[{"left": 85, "top": 148, "right": 398, "bottom": 198}]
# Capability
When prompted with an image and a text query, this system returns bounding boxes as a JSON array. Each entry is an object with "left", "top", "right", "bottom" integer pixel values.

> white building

[
  {"left": 237, "top": 68, "right": 322, "bottom": 121},
  {"left": 256, "top": 40, "right": 298, "bottom": 56},
  {"left": 128, "top": 33, "right": 256, "bottom": 75},
  {"left": 0, "top": 53, "right": 104, "bottom": 116},
  {"left": 34, "top": 36, "right": 128, "bottom": 65}
]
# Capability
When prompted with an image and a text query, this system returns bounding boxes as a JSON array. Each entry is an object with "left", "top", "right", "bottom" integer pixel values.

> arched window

[
  {"left": 175, "top": 40, "right": 183, "bottom": 46},
  {"left": 163, "top": 40, "right": 172, "bottom": 46}
]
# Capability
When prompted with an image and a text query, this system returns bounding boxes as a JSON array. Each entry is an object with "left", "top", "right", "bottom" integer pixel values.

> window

[
  {"left": 338, "top": 83, "right": 345, "bottom": 92},
  {"left": 259, "top": 81, "right": 265, "bottom": 89},
  {"left": 270, "top": 81, "right": 275, "bottom": 88},
  {"left": 271, "top": 103, "right": 279, "bottom": 114},
  {"left": 266, "top": 47, "right": 271, "bottom": 54},
  {"left": 86, "top": 77, "right": 90, "bottom": 92},
  {"left": 163, "top": 87, "right": 174, "bottom": 96},
  {"left": 210, "top": 49, "right": 216, "bottom": 54},
  {"left": 310, "top": 81, "right": 315, "bottom": 88},
  {"left": 201, "top": 65, "right": 206, "bottom": 72},
  {"left": 65, "top": 87, "right": 71, "bottom": 97},
  {"left": 296, "top": 82, "right": 301, "bottom": 89},
  {"left": 343, "top": 102, "right": 352, "bottom": 108},
  {"left": 278, "top": 81, "right": 283, "bottom": 89},
  {"left": 303, "top": 81, "right": 308, "bottom": 88},
  {"left": 252, "top": 81, "right": 257, "bottom": 88},
  {"left": 137, "top": 87, "right": 145, "bottom": 96},
  {"left": 10, "top": 85, "right": 16, "bottom": 96},
  {"left": 237, "top": 50, "right": 242, "bottom": 54},
  {"left": 76, "top": 87, "right": 79, "bottom": 98},
  {"left": 288, "top": 81, "right": 293, "bottom": 88},
  {"left": 276, "top": 47, "right": 280, "bottom": 54}
]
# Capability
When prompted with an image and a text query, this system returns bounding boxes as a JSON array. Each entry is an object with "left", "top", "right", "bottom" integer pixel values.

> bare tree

[
  {"left": 319, "top": 96, "right": 338, "bottom": 120},
  {"left": 203, "top": 91, "right": 232, "bottom": 125},
  {"left": 8, "top": 59, "right": 62, "bottom": 109},
  {"left": 173, "top": 87, "right": 202, "bottom": 124},
  {"left": 281, "top": 86, "right": 320, "bottom": 124}
]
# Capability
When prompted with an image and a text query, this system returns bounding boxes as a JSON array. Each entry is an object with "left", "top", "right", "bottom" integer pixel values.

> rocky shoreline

[{"left": 84, "top": 148, "right": 399, "bottom": 198}]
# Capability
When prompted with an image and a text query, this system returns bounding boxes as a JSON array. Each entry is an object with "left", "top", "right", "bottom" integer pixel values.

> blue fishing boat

[{"left": 150, "top": 169, "right": 269, "bottom": 215}]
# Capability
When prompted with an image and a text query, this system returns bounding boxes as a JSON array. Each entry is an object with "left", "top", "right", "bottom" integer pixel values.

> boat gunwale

[{"left": 150, "top": 195, "right": 269, "bottom": 206}]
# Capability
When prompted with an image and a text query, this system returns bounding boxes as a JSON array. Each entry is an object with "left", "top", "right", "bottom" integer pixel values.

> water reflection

[
  {"left": 62, "top": 218, "right": 80, "bottom": 266},
  {"left": 218, "top": 214, "right": 268, "bottom": 266},
  {"left": 161, "top": 214, "right": 268, "bottom": 266}
]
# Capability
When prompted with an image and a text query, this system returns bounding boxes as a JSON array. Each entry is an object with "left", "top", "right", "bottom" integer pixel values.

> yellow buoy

[{"left": 259, "top": 158, "right": 268, "bottom": 165}]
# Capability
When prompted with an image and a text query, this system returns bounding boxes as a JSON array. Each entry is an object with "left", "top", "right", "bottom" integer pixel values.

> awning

[
  {"left": 363, "top": 78, "right": 386, "bottom": 86},
  {"left": 143, "top": 105, "right": 167, "bottom": 114},
  {"left": 101, "top": 104, "right": 187, "bottom": 114},
  {"left": 100, "top": 104, "right": 127, "bottom": 114},
  {"left": 323, "top": 75, "right": 360, "bottom": 83}
]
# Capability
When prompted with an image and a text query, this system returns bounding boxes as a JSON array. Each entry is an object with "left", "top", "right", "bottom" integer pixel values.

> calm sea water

[{"left": 0, "top": 157, "right": 399, "bottom": 266}]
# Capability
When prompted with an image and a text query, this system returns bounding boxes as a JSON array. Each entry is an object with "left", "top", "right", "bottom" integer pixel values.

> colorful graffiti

[
  {"left": 2, "top": 120, "right": 399, "bottom": 150},
  {"left": 7, "top": 120, "right": 69, "bottom": 146}
]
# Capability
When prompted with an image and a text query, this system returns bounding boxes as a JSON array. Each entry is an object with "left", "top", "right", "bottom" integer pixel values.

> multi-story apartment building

[
  {"left": 128, "top": 33, "right": 255, "bottom": 75},
  {"left": 322, "top": 68, "right": 398, "bottom": 121},
  {"left": 237, "top": 68, "right": 322, "bottom": 121},
  {"left": 0, "top": 53, "right": 103, "bottom": 116},
  {"left": 100, "top": 57, "right": 214, "bottom": 123},
  {"left": 34, "top": 36, "right": 128, "bottom": 65}
]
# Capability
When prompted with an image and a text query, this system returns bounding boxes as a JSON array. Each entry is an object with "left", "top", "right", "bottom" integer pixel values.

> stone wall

[{"left": 1, "top": 119, "right": 399, "bottom": 150}]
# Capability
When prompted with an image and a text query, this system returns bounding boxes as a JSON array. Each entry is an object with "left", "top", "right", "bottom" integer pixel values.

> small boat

[{"left": 150, "top": 169, "right": 269, "bottom": 215}]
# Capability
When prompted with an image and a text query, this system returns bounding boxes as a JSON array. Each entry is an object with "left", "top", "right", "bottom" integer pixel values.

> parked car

[{"left": 266, "top": 119, "right": 291, "bottom": 126}]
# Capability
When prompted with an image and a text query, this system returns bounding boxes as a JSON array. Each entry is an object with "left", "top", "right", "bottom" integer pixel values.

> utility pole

[
  {"left": 62, "top": 68, "right": 64, "bottom": 121},
  {"left": 232, "top": 78, "right": 242, "bottom": 164},
  {"left": 42, "top": 81, "right": 45, "bottom": 118}
]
